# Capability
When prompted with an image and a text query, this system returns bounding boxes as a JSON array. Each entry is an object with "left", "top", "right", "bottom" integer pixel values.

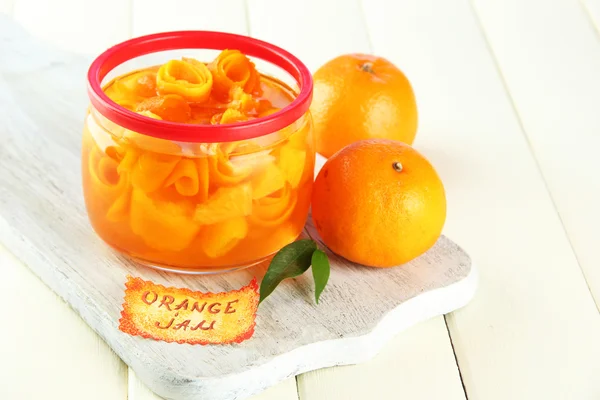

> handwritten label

[{"left": 119, "top": 276, "right": 259, "bottom": 345}]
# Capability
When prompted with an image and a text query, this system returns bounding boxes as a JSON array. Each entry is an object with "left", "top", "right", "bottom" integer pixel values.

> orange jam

[{"left": 82, "top": 49, "right": 315, "bottom": 272}]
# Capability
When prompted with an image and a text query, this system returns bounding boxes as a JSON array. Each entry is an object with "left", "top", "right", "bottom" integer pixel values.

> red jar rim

[{"left": 87, "top": 31, "right": 313, "bottom": 143}]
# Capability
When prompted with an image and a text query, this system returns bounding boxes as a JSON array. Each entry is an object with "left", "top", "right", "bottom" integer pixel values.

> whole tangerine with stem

[
  {"left": 310, "top": 54, "right": 418, "bottom": 158},
  {"left": 311, "top": 139, "right": 446, "bottom": 267}
]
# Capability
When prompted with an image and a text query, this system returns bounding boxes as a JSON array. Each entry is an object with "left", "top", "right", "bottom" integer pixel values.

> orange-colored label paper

[{"left": 119, "top": 276, "right": 259, "bottom": 345}]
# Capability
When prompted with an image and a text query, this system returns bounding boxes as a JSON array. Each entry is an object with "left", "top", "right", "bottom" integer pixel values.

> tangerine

[
  {"left": 311, "top": 139, "right": 445, "bottom": 267},
  {"left": 311, "top": 54, "right": 418, "bottom": 158}
]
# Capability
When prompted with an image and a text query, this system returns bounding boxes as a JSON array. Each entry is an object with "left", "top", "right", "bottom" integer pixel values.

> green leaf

[
  {"left": 311, "top": 249, "right": 330, "bottom": 304},
  {"left": 259, "top": 239, "right": 317, "bottom": 303}
]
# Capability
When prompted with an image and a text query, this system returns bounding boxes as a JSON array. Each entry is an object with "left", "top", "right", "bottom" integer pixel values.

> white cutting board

[{"left": 0, "top": 18, "right": 476, "bottom": 400}]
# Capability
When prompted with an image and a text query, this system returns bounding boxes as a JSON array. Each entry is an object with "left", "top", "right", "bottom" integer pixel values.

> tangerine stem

[{"left": 361, "top": 62, "right": 374, "bottom": 73}]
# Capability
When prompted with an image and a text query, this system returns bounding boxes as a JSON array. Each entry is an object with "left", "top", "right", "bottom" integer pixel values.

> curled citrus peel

[
  {"left": 208, "top": 49, "right": 262, "bottom": 99},
  {"left": 88, "top": 146, "right": 127, "bottom": 196},
  {"left": 130, "top": 152, "right": 181, "bottom": 193},
  {"left": 157, "top": 59, "right": 213, "bottom": 102},
  {"left": 118, "top": 70, "right": 158, "bottom": 98},
  {"left": 194, "top": 157, "right": 210, "bottom": 203},
  {"left": 279, "top": 145, "right": 306, "bottom": 187},
  {"left": 104, "top": 70, "right": 158, "bottom": 109},
  {"left": 207, "top": 143, "right": 253, "bottom": 186},
  {"left": 136, "top": 94, "right": 191, "bottom": 123},
  {"left": 198, "top": 217, "right": 249, "bottom": 258},
  {"left": 211, "top": 108, "right": 248, "bottom": 125},
  {"left": 249, "top": 183, "right": 298, "bottom": 228},
  {"left": 251, "top": 163, "right": 285, "bottom": 200},
  {"left": 164, "top": 159, "right": 200, "bottom": 197},
  {"left": 130, "top": 188, "right": 200, "bottom": 252},
  {"left": 193, "top": 183, "right": 252, "bottom": 225},
  {"left": 87, "top": 146, "right": 131, "bottom": 222}
]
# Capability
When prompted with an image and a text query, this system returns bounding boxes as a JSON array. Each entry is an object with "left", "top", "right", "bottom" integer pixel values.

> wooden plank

[
  {"left": 297, "top": 318, "right": 465, "bottom": 400},
  {"left": 472, "top": 0, "right": 600, "bottom": 307},
  {"left": 582, "top": 0, "right": 600, "bottom": 33},
  {"left": 362, "top": 0, "right": 600, "bottom": 398},
  {"left": 12, "top": 0, "right": 130, "bottom": 54},
  {"left": 251, "top": 379, "right": 301, "bottom": 400},
  {"left": 0, "top": 15, "right": 128, "bottom": 400},
  {"left": 129, "top": 370, "right": 163, "bottom": 400},
  {"left": 247, "top": 1, "right": 467, "bottom": 399},
  {"left": 130, "top": 369, "right": 300, "bottom": 400},
  {"left": 131, "top": 0, "right": 247, "bottom": 36},
  {"left": 247, "top": 0, "right": 370, "bottom": 70},
  {"left": 0, "top": 0, "right": 14, "bottom": 14},
  {"left": 0, "top": 246, "right": 128, "bottom": 399}
]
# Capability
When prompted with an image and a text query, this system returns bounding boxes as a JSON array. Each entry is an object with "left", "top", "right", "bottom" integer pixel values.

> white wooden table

[{"left": 1, "top": 0, "right": 600, "bottom": 399}]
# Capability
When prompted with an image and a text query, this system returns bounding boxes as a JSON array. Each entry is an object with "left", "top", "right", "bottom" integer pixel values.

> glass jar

[{"left": 83, "top": 31, "right": 314, "bottom": 274}]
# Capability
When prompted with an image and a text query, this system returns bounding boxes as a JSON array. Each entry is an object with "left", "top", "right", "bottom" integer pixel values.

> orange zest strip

[
  {"left": 208, "top": 49, "right": 262, "bottom": 100},
  {"left": 130, "top": 152, "right": 181, "bottom": 193},
  {"left": 279, "top": 145, "right": 306, "bottom": 187},
  {"left": 118, "top": 70, "right": 158, "bottom": 98},
  {"left": 88, "top": 146, "right": 128, "bottom": 197},
  {"left": 136, "top": 94, "right": 192, "bottom": 123},
  {"left": 164, "top": 159, "right": 200, "bottom": 197},
  {"left": 193, "top": 183, "right": 252, "bottom": 225},
  {"left": 107, "top": 186, "right": 132, "bottom": 222},
  {"left": 198, "top": 217, "right": 249, "bottom": 258},
  {"left": 249, "top": 184, "right": 298, "bottom": 227},
  {"left": 195, "top": 156, "right": 210, "bottom": 203},
  {"left": 251, "top": 163, "right": 285, "bottom": 199},
  {"left": 157, "top": 59, "right": 213, "bottom": 103},
  {"left": 130, "top": 188, "right": 200, "bottom": 252},
  {"left": 207, "top": 144, "right": 252, "bottom": 186}
]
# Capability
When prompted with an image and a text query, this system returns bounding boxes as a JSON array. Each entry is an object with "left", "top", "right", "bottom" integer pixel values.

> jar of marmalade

[{"left": 83, "top": 31, "right": 314, "bottom": 273}]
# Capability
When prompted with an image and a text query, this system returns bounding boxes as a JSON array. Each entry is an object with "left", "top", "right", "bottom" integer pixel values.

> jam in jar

[{"left": 83, "top": 31, "right": 314, "bottom": 273}]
